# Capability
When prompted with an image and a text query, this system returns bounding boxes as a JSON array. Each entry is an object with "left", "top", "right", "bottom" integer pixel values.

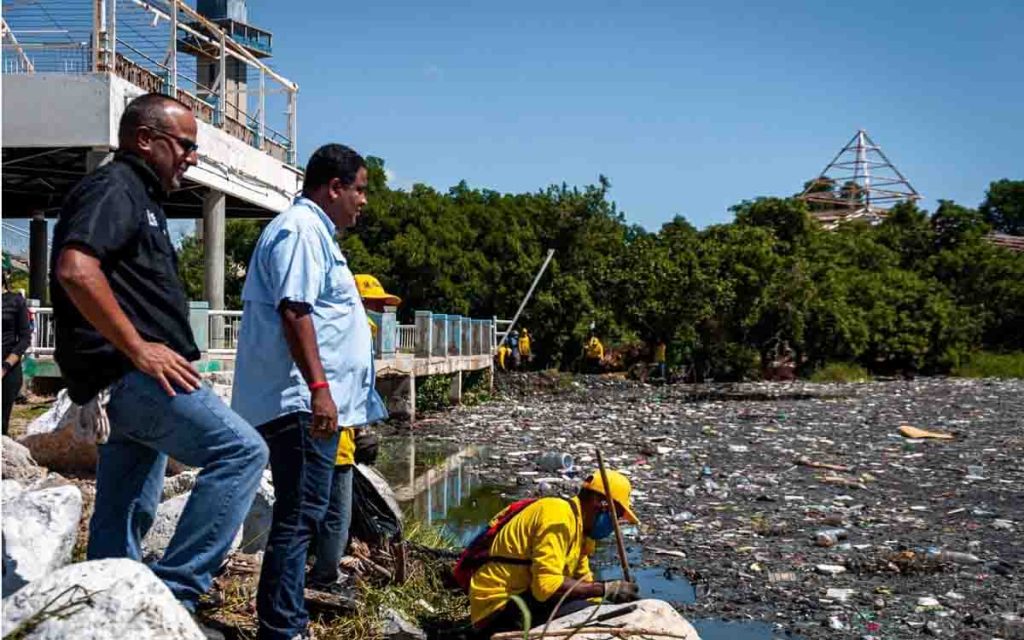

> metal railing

[
  {"left": 25, "top": 306, "right": 501, "bottom": 361},
  {"left": 207, "top": 310, "right": 243, "bottom": 354},
  {"left": 2, "top": 0, "right": 299, "bottom": 164},
  {"left": 27, "top": 307, "right": 55, "bottom": 356},
  {"left": 397, "top": 325, "right": 417, "bottom": 354}
]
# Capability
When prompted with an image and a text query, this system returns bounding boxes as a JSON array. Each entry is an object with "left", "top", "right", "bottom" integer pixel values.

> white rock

[
  {"left": 161, "top": 469, "right": 200, "bottom": 501},
  {"left": 142, "top": 493, "right": 243, "bottom": 562},
  {"left": 917, "top": 596, "right": 941, "bottom": 608},
  {"left": 535, "top": 600, "right": 700, "bottom": 640},
  {"left": 2, "top": 479, "right": 25, "bottom": 502},
  {"left": 381, "top": 607, "right": 426, "bottom": 640},
  {"left": 240, "top": 470, "right": 275, "bottom": 553},
  {"left": 2, "top": 436, "right": 46, "bottom": 482},
  {"left": 1, "top": 558, "right": 204, "bottom": 640},
  {"left": 2, "top": 484, "right": 83, "bottom": 596}
]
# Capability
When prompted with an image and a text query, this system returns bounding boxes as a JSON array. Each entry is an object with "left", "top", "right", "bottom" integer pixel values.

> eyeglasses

[{"left": 145, "top": 126, "right": 199, "bottom": 154}]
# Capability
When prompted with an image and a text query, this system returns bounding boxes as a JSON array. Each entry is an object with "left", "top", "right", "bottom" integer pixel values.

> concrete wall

[{"left": 2, "top": 75, "right": 114, "bottom": 147}]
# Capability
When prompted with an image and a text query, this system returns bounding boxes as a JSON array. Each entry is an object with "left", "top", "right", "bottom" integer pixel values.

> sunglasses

[{"left": 145, "top": 126, "right": 199, "bottom": 154}]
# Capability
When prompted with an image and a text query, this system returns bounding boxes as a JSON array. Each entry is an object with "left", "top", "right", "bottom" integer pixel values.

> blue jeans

[
  {"left": 256, "top": 413, "right": 339, "bottom": 640},
  {"left": 309, "top": 465, "right": 353, "bottom": 586},
  {"left": 88, "top": 370, "right": 269, "bottom": 610}
]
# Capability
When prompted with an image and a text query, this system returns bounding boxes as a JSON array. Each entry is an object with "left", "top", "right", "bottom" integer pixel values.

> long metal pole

[
  {"left": 168, "top": 0, "right": 177, "bottom": 96},
  {"left": 596, "top": 449, "right": 631, "bottom": 583},
  {"left": 108, "top": 0, "right": 116, "bottom": 66},
  {"left": 217, "top": 28, "right": 227, "bottom": 126},
  {"left": 499, "top": 248, "right": 554, "bottom": 344}
]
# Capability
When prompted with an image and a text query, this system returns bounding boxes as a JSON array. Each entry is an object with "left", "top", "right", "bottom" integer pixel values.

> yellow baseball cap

[{"left": 354, "top": 274, "right": 401, "bottom": 306}]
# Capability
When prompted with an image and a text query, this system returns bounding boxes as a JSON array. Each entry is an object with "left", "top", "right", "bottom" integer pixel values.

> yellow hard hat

[
  {"left": 582, "top": 469, "right": 639, "bottom": 524},
  {"left": 354, "top": 274, "right": 401, "bottom": 306}
]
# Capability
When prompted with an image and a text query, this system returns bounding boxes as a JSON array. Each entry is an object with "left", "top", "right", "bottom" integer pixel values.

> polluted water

[
  {"left": 378, "top": 432, "right": 800, "bottom": 640},
  {"left": 393, "top": 373, "right": 1023, "bottom": 639}
]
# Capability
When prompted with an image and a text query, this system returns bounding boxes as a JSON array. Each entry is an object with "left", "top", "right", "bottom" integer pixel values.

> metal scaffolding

[{"left": 799, "top": 129, "right": 921, "bottom": 228}]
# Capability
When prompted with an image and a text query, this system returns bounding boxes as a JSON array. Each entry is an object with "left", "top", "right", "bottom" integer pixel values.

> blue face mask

[{"left": 591, "top": 510, "right": 615, "bottom": 540}]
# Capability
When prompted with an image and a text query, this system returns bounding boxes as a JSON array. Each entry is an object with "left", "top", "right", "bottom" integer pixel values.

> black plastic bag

[{"left": 349, "top": 463, "right": 403, "bottom": 545}]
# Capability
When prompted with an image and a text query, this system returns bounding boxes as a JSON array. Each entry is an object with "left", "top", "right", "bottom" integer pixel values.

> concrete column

[
  {"left": 202, "top": 189, "right": 226, "bottom": 311},
  {"left": 405, "top": 374, "right": 416, "bottom": 423},
  {"left": 377, "top": 373, "right": 416, "bottom": 422},
  {"left": 448, "top": 370, "right": 462, "bottom": 405},
  {"left": 415, "top": 311, "right": 432, "bottom": 358},
  {"left": 29, "top": 211, "right": 48, "bottom": 302}
]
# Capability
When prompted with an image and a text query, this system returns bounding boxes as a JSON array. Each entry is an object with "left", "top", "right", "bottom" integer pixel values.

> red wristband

[{"left": 308, "top": 381, "right": 329, "bottom": 391}]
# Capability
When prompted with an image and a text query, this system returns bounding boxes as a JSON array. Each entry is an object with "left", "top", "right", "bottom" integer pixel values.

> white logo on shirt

[{"left": 147, "top": 210, "right": 159, "bottom": 227}]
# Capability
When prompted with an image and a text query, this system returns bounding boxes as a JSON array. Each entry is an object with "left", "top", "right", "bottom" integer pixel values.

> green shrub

[
  {"left": 952, "top": 352, "right": 1024, "bottom": 379},
  {"left": 416, "top": 374, "right": 453, "bottom": 413},
  {"left": 808, "top": 362, "right": 870, "bottom": 383}
]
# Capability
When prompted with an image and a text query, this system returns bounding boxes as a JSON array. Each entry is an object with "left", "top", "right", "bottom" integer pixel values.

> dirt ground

[{"left": 411, "top": 374, "right": 1024, "bottom": 639}]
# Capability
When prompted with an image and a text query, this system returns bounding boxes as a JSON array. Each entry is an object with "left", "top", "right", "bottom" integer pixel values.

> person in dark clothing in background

[{"left": 2, "top": 267, "right": 31, "bottom": 435}]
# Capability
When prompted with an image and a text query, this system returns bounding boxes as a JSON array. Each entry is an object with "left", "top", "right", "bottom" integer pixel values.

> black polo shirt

[{"left": 50, "top": 152, "right": 199, "bottom": 403}]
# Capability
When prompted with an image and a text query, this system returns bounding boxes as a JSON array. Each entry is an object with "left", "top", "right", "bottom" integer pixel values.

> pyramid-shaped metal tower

[{"left": 799, "top": 129, "right": 921, "bottom": 228}]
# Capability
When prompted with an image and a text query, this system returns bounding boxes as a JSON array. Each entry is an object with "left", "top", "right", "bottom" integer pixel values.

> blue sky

[{"left": 260, "top": 1, "right": 1018, "bottom": 229}]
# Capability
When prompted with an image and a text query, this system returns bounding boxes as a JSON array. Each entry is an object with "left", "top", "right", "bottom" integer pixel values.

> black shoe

[{"left": 307, "top": 581, "right": 356, "bottom": 599}]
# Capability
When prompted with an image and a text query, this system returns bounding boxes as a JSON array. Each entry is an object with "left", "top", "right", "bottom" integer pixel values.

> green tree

[{"left": 980, "top": 179, "right": 1024, "bottom": 235}]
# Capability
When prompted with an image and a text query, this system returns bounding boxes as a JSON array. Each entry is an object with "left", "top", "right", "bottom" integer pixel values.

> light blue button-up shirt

[{"left": 231, "top": 197, "right": 387, "bottom": 429}]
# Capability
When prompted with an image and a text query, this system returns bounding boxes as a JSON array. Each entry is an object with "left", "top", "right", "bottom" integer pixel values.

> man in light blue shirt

[{"left": 232, "top": 144, "right": 386, "bottom": 640}]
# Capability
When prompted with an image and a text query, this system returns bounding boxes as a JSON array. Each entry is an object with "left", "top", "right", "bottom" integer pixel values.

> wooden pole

[{"left": 595, "top": 449, "right": 631, "bottom": 583}]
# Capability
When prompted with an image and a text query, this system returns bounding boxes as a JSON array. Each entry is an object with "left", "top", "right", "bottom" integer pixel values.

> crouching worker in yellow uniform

[{"left": 456, "top": 470, "right": 641, "bottom": 635}]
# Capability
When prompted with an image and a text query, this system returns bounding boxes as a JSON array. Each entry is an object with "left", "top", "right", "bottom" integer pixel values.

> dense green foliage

[
  {"left": 178, "top": 168, "right": 1024, "bottom": 380},
  {"left": 808, "top": 362, "right": 871, "bottom": 383},
  {"left": 951, "top": 352, "right": 1024, "bottom": 379}
]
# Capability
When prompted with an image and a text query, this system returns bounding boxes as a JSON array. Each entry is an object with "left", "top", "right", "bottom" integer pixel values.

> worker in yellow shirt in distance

[
  {"left": 654, "top": 340, "right": 667, "bottom": 380},
  {"left": 468, "top": 470, "right": 640, "bottom": 634},
  {"left": 497, "top": 342, "right": 510, "bottom": 371},
  {"left": 308, "top": 274, "right": 399, "bottom": 593},
  {"left": 518, "top": 328, "right": 532, "bottom": 364},
  {"left": 584, "top": 335, "right": 604, "bottom": 373}
]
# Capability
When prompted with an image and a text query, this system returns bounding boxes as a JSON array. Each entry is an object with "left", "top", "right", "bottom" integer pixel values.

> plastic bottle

[
  {"left": 536, "top": 452, "right": 574, "bottom": 473},
  {"left": 925, "top": 548, "right": 982, "bottom": 565},
  {"left": 815, "top": 528, "right": 849, "bottom": 547}
]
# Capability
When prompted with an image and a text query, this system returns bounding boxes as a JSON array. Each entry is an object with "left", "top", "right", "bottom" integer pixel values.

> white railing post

[
  {"left": 93, "top": 0, "right": 104, "bottom": 72},
  {"left": 217, "top": 28, "right": 226, "bottom": 126},
  {"left": 287, "top": 89, "right": 297, "bottom": 164},
  {"left": 168, "top": 0, "right": 177, "bottom": 96},
  {"left": 108, "top": 0, "right": 116, "bottom": 66},
  {"left": 258, "top": 66, "right": 266, "bottom": 148}
]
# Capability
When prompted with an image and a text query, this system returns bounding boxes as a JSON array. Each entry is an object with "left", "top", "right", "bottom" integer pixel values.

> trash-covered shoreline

[{"left": 407, "top": 374, "right": 1024, "bottom": 639}]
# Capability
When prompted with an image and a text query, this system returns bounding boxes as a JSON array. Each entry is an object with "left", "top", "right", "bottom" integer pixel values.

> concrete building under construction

[{"left": 2, "top": 0, "right": 301, "bottom": 310}]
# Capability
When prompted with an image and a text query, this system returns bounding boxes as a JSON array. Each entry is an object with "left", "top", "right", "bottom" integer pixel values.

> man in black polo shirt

[{"left": 51, "top": 92, "right": 268, "bottom": 612}]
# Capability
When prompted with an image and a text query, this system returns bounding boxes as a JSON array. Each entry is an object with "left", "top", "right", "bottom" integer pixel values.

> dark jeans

[
  {"left": 309, "top": 464, "right": 353, "bottom": 586},
  {"left": 476, "top": 592, "right": 592, "bottom": 636},
  {"left": 2, "top": 363, "right": 22, "bottom": 435},
  {"left": 256, "top": 413, "right": 339, "bottom": 640}
]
